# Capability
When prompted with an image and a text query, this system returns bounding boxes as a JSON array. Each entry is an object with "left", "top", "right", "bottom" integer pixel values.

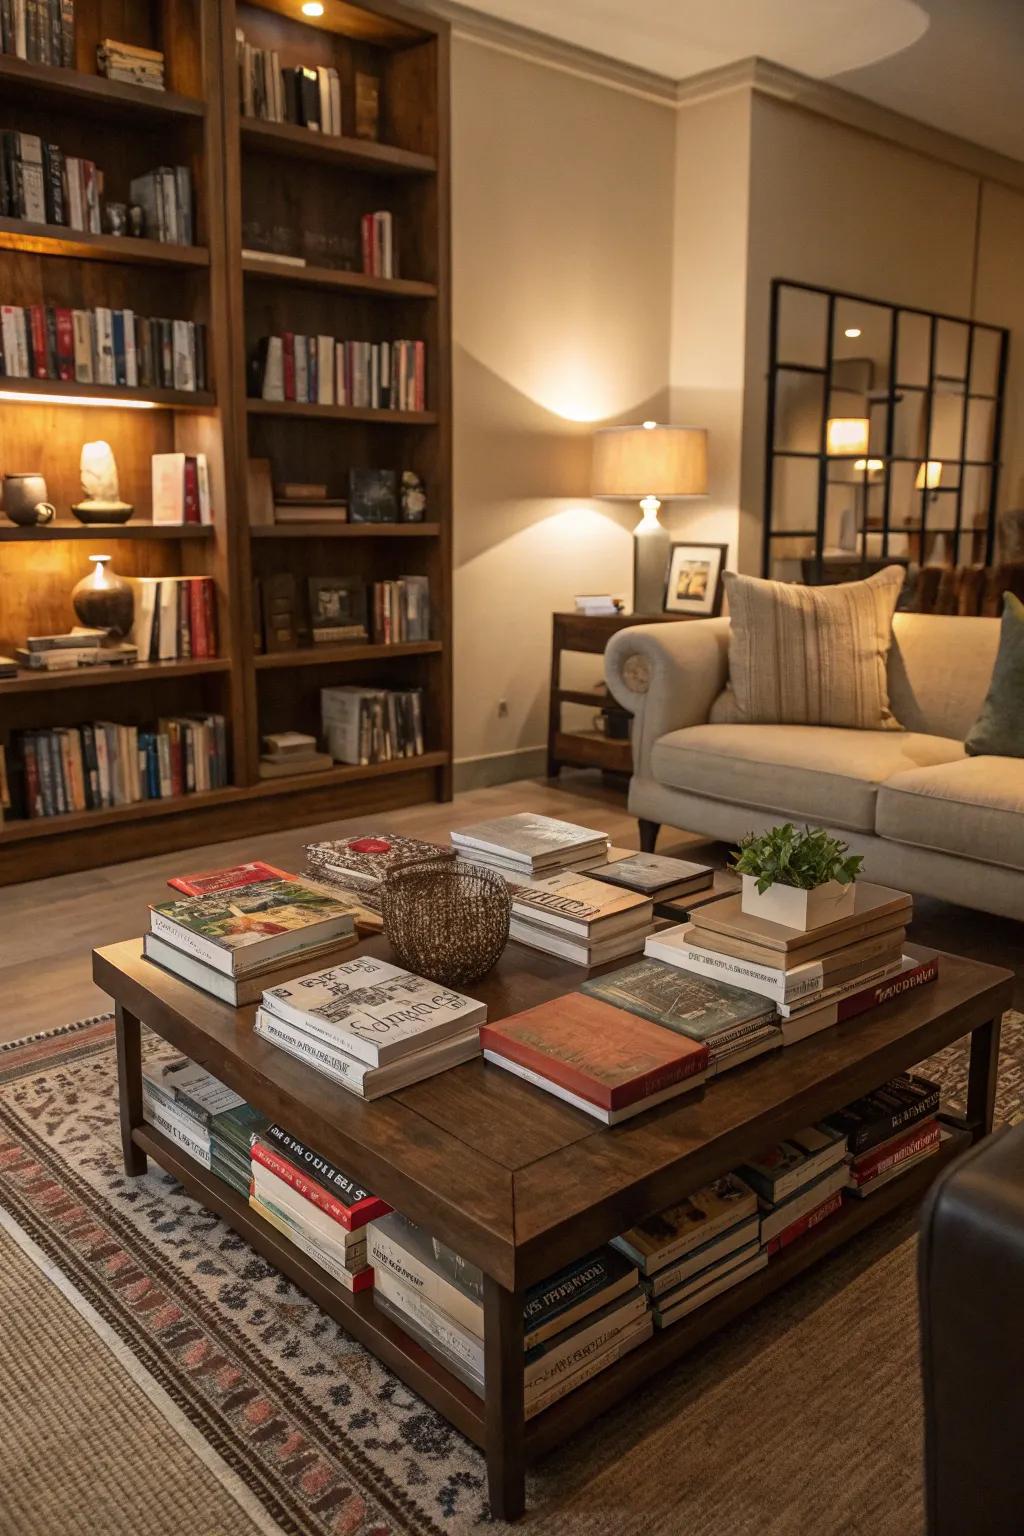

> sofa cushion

[
  {"left": 721, "top": 565, "right": 904, "bottom": 730},
  {"left": 876, "top": 757, "right": 1024, "bottom": 872},
  {"left": 965, "top": 593, "right": 1024, "bottom": 758},
  {"left": 649, "top": 723, "right": 965, "bottom": 834}
]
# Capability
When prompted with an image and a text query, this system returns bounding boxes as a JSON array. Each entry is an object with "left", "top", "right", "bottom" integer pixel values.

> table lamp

[{"left": 591, "top": 421, "right": 708, "bottom": 612}]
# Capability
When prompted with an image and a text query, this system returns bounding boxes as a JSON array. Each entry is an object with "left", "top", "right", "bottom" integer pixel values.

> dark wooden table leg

[
  {"left": 964, "top": 1015, "right": 1002, "bottom": 1141},
  {"left": 484, "top": 1274, "right": 525, "bottom": 1520},
  {"left": 115, "top": 1003, "right": 147, "bottom": 1177}
]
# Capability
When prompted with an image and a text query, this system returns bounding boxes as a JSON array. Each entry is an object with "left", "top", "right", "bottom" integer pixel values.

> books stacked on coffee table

[
  {"left": 613, "top": 1173, "right": 763, "bottom": 1328},
  {"left": 368, "top": 1213, "right": 651, "bottom": 1416},
  {"left": 480, "top": 993, "right": 708, "bottom": 1124},
  {"left": 586, "top": 851, "right": 715, "bottom": 907},
  {"left": 145, "top": 874, "right": 358, "bottom": 1005},
  {"left": 249, "top": 1124, "right": 389, "bottom": 1291},
  {"left": 646, "top": 882, "right": 938, "bottom": 1047},
  {"left": 141, "top": 1055, "right": 268, "bottom": 1193},
  {"left": 825, "top": 1073, "right": 943, "bottom": 1199},
  {"left": 509, "top": 871, "right": 654, "bottom": 966},
  {"left": 450, "top": 813, "right": 609, "bottom": 880},
  {"left": 738, "top": 1124, "right": 850, "bottom": 1253},
  {"left": 304, "top": 833, "right": 442, "bottom": 911},
  {"left": 254, "top": 954, "right": 486, "bottom": 1099},
  {"left": 582, "top": 958, "right": 782, "bottom": 1077}
]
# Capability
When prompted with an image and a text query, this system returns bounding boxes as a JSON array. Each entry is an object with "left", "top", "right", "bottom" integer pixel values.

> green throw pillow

[{"left": 965, "top": 592, "right": 1024, "bottom": 757}]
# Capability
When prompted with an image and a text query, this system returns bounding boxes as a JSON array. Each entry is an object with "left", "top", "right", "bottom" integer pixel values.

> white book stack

[
  {"left": 254, "top": 953, "right": 487, "bottom": 1099},
  {"left": 509, "top": 869, "right": 654, "bottom": 966},
  {"left": 450, "top": 812, "right": 609, "bottom": 879}
]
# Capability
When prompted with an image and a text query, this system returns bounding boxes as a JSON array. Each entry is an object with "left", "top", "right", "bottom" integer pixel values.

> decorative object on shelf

[
  {"left": 2, "top": 473, "right": 55, "bottom": 527},
  {"left": 731, "top": 823, "right": 863, "bottom": 931},
  {"left": 591, "top": 421, "right": 708, "bottom": 613},
  {"left": 71, "top": 555, "right": 135, "bottom": 639},
  {"left": 308, "top": 576, "right": 368, "bottom": 642},
  {"left": 128, "top": 204, "right": 146, "bottom": 238},
  {"left": 71, "top": 441, "right": 134, "bottom": 525},
  {"left": 401, "top": 470, "right": 426, "bottom": 522},
  {"left": 381, "top": 852, "right": 511, "bottom": 986},
  {"left": 350, "top": 468, "right": 398, "bottom": 522},
  {"left": 105, "top": 202, "right": 128, "bottom": 237},
  {"left": 664, "top": 541, "right": 728, "bottom": 617}
]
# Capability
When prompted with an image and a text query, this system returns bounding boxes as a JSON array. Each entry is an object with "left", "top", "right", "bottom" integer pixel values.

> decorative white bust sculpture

[{"left": 71, "top": 440, "right": 134, "bottom": 524}]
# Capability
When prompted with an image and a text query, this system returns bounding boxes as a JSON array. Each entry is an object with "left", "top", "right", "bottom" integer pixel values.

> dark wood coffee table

[{"left": 94, "top": 935, "right": 1013, "bottom": 1520}]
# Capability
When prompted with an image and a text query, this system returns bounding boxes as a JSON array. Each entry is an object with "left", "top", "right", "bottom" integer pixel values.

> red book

[
  {"left": 183, "top": 456, "right": 200, "bottom": 522},
  {"left": 250, "top": 1141, "right": 389, "bottom": 1232},
  {"left": 168, "top": 860, "right": 294, "bottom": 895},
  {"left": 835, "top": 953, "right": 939, "bottom": 1023},
  {"left": 188, "top": 579, "right": 206, "bottom": 658},
  {"left": 766, "top": 1187, "right": 843, "bottom": 1256},
  {"left": 201, "top": 577, "right": 218, "bottom": 656},
  {"left": 850, "top": 1118, "right": 940, "bottom": 1188},
  {"left": 55, "top": 307, "right": 74, "bottom": 379},
  {"left": 282, "top": 331, "right": 296, "bottom": 400},
  {"left": 413, "top": 339, "right": 425, "bottom": 410},
  {"left": 361, "top": 212, "right": 374, "bottom": 275},
  {"left": 29, "top": 305, "right": 48, "bottom": 377},
  {"left": 480, "top": 994, "right": 709, "bottom": 1112}
]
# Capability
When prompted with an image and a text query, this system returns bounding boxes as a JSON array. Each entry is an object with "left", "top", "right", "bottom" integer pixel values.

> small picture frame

[{"left": 663, "top": 542, "right": 727, "bottom": 617}]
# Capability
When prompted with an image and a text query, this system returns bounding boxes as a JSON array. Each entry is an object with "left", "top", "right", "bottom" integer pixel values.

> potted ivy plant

[{"left": 731, "top": 823, "right": 864, "bottom": 931}]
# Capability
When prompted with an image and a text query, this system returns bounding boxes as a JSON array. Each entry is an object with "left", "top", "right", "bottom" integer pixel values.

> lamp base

[{"left": 633, "top": 504, "right": 670, "bottom": 614}]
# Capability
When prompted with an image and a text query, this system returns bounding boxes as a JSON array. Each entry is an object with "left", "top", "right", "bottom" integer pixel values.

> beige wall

[
  {"left": 974, "top": 179, "right": 1024, "bottom": 525},
  {"left": 451, "top": 38, "right": 675, "bottom": 772}
]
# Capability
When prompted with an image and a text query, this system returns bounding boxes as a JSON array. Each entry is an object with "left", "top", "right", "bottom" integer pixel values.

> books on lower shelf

[
  {"left": 258, "top": 731, "right": 332, "bottom": 781},
  {"left": 128, "top": 167, "right": 193, "bottom": 244},
  {"left": 368, "top": 1213, "right": 651, "bottom": 1414},
  {"left": 0, "top": 304, "right": 208, "bottom": 390},
  {"left": 451, "top": 813, "right": 610, "bottom": 878},
  {"left": 131, "top": 576, "right": 218, "bottom": 660},
  {"left": 1, "top": 1, "right": 75, "bottom": 67},
  {"left": 1, "top": 130, "right": 99, "bottom": 231},
  {"left": 481, "top": 992, "right": 709, "bottom": 1125},
  {"left": 141, "top": 1053, "right": 269, "bottom": 1195},
  {"left": 13, "top": 627, "right": 135, "bottom": 672},
  {"left": 509, "top": 871, "right": 654, "bottom": 967},
  {"left": 149, "top": 877, "right": 357, "bottom": 978},
  {"left": 8, "top": 712, "right": 226, "bottom": 817},
  {"left": 254, "top": 952, "right": 486, "bottom": 1099},
  {"left": 251, "top": 334, "right": 426, "bottom": 411},
  {"left": 321, "top": 685, "right": 425, "bottom": 765},
  {"left": 304, "top": 833, "right": 441, "bottom": 911},
  {"left": 361, "top": 211, "right": 395, "bottom": 278}
]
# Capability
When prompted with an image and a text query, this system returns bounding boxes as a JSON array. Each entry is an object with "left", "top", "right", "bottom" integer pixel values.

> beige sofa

[{"left": 604, "top": 613, "right": 1024, "bottom": 921}]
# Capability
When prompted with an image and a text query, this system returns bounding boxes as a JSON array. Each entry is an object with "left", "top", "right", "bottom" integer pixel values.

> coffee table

[{"left": 94, "top": 935, "right": 1013, "bottom": 1520}]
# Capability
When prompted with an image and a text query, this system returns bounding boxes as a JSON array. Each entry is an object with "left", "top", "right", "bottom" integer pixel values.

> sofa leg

[{"left": 638, "top": 819, "right": 660, "bottom": 853}]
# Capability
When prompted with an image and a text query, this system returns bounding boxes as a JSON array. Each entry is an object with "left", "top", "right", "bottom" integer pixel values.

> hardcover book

[
  {"left": 261, "top": 952, "right": 487, "bottom": 1066},
  {"left": 581, "top": 958, "right": 776, "bottom": 1041},
  {"left": 848, "top": 1121, "right": 942, "bottom": 1195},
  {"left": 259, "top": 1124, "right": 389, "bottom": 1226},
  {"left": 480, "top": 993, "right": 708, "bottom": 1112},
  {"left": 824, "top": 1072, "right": 941, "bottom": 1154},
  {"left": 738, "top": 1124, "right": 848, "bottom": 1204},
  {"left": 451, "top": 813, "right": 608, "bottom": 871},
  {"left": 149, "top": 878, "right": 356, "bottom": 976},
  {"left": 168, "top": 860, "right": 295, "bottom": 896},
  {"left": 511, "top": 871, "right": 652, "bottom": 936},
  {"left": 613, "top": 1173, "right": 758, "bottom": 1274},
  {"left": 304, "top": 833, "right": 441, "bottom": 900},
  {"left": 645, "top": 924, "right": 904, "bottom": 1007},
  {"left": 689, "top": 882, "right": 913, "bottom": 954},
  {"left": 588, "top": 852, "right": 714, "bottom": 899}
]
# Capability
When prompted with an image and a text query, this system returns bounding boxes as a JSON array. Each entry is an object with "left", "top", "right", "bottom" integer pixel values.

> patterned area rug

[{"left": 0, "top": 1013, "right": 1021, "bottom": 1536}]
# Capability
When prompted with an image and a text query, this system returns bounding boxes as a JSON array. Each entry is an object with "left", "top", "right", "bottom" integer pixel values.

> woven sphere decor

[{"left": 381, "top": 854, "right": 511, "bottom": 986}]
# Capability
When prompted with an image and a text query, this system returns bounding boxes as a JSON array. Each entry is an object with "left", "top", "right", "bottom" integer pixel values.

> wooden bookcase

[{"left": 0, "top": 0, "right": 451, "bottom": 884}]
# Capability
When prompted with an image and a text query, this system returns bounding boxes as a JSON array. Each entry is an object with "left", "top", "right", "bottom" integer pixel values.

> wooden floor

[{"left": 2, "top": 772, "right": 1021, "bottom": 1042}]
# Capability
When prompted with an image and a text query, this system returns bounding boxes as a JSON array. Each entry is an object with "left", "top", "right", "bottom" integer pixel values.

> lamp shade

[
  {"left": 826, "top": 417, "right": 870, "bottom": 457},
  {"left": 591, "top": 423, "right": 708, "bottom": 499}
]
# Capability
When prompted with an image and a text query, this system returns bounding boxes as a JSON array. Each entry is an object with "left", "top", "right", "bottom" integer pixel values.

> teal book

[{"left": 581, "top": 958, "right": 776, "bottom": 1041}]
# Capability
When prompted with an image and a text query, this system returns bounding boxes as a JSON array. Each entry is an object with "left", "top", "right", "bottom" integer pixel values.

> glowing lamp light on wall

[
  {"left": 301, "top": 2, "right": 325, "bottom": 15},
  {"left": 916, "top": 460, "right": 943, "bottom": 491},
  {"left": 591, "top": 420, "right": 708, "bottom": 613},
  {"left": 826, "top": 416, "right": 870, "bottom": 457},
  {"left": 0, "top": 391, "right": 158, "bottom": 409}
]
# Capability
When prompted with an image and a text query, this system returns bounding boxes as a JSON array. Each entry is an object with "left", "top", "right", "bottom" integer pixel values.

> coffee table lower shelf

[{"left": 133, "top": 1120, "right": 966, "bottom": 1466}]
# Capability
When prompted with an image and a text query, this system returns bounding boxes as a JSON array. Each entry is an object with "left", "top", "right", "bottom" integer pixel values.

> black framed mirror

[{"left": 763, "top": 279, "right": 1010, "bottom": 583}]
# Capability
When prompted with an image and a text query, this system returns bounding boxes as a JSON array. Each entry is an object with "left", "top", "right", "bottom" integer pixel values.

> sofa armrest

[{"left": 605, "top": 618, "right": 730, "bottom": 777}]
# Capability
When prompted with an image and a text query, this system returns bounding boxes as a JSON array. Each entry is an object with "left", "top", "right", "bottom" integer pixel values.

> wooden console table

[
  {"left": 96, "top": 934, "right": 1010, "bottom": 1520},
  {"left": 547, "top": 611, "right": 692, "bottom": 778}
]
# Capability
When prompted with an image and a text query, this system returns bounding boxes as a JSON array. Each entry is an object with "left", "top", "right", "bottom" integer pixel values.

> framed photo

[{"left": 663, "top": 542, "right": 728, "bottom": 616}]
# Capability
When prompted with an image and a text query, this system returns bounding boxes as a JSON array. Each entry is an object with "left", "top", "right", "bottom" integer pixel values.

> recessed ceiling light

[
  {"left": 302, "top": 1, "right": 325, "bottom": 14},
  {"left": 845, "top": 327, "right": 862, "bottom": 338}
]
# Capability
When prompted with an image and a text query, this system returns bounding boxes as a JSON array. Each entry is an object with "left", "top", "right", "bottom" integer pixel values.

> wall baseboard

[{"left": 453, "top": 746, "right": 548, "bottom": 793}]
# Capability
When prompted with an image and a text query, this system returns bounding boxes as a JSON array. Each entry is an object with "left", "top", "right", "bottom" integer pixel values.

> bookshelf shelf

[
  {"left": 245, "top": 749, "right": 449, "bottom": 799},
  {"left": 246, "top": 400, "right": 438, "bottom": 425},
  {"left": 0, "top": 782, "right": 242, "bottom": 843},
  {"left": 0, "top": 54, "right": 205, "bottom": 120},
  {"left": 254, "top": 640, "right": 442, "bottom": 669},
  {"left": 0, "top": 378, "right": 215, "bottom": 410},
  {"left": 0, "top": 218, "right": 210, "bottom": 269},
  {"left": 0, "top": 522, "right": 215, "bottom": 542},
  {"left": 242, "top": 257, "right": 436, "bottom": 299},
  {"left": 0, "top": 658, "right": 231, "bottom": 697},
  {"left": 250, "top": 522, "right": 441, "bottom": 539},
  {"left": 239, "top": 117, "right": 435, "bottom": 176}
]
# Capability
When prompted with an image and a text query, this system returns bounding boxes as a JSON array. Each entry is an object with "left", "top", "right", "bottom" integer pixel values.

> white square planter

[{"left": 740, "top": 875, "right": 857, "bottom": 932}]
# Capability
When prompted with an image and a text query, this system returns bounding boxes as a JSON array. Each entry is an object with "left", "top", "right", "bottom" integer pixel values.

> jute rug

[{"left": 0, "top": 1013, "right": 1021, "bottom": 1536}]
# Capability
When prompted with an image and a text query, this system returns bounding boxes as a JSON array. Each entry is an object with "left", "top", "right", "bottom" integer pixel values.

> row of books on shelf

[
  {"left": 7, "top": 711, "right": 227, "bottom": 817},
  {"left": 235, "top": 30, "right": 380, "bottom": 142},
  {"left": 0, "top": 133, "right": 193, "bottom": 244},
  {"left": 152, "top": 452, "right": 214, "bottom": 526},
  {"left": 361, "top": 211, "right": 396, "bottom": 279},
  {"left": 132, "top": 575, "right": 219, "bottom": 662},
  {"left": 0, "top": 0, "right": 74, "bottom": 67},
  {"left": 251, "top": 335, "right": 426, "bottom": 412},
  {"left": 308, "top": 575, "right": 431, "bottom": 646},
  {"left": 0, "top": 304, "right": 209, "bottom": 391},
  {"left": 322, "top": 684, "right": 425, "bottom": 765}
]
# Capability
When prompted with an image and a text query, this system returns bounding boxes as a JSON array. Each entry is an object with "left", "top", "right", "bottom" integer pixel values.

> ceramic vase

[{"left": 71, "top": 555, "right": 134, "bottom": 639}]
